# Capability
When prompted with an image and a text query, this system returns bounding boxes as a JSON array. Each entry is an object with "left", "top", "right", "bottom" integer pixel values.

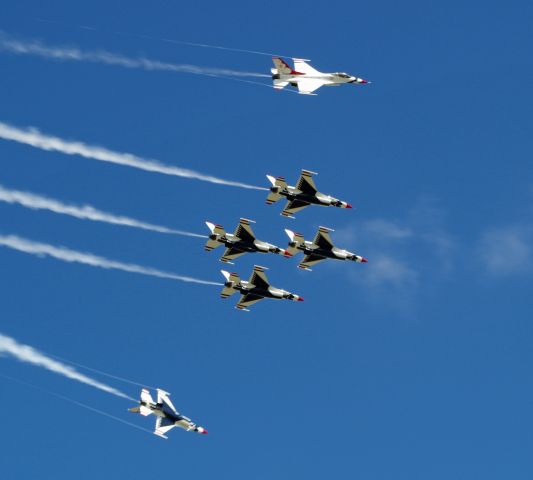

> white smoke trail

[
  {"left": 0, "top": 184, "right": 206, "bottom": 238},
  {"left": 0, "top": 121, "right": 268, "bottom": 191},
  {"left": 0, "top": 333, "right": 134, "bottom": 400},
  {"left": 0, "top": 372, "right": 153, "bottom": 435},
  {"left": 0, "top": 31, "right": 269, "bottom": 78},
  {"left": 0, "top": 234, "right": 223, "bottom": 286}
]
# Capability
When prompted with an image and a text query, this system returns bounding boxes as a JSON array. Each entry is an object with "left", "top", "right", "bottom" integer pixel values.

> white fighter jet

[
  {"left": 221, "top": 265, "right": 304, "bottom": 311},
  {"left": 285, "top": 226, "right": 368, "bottom": 271},
  {"left": 266, "top": 169, "right": 353, "bottom": 218},
  {"left": 205, "top": 218, "right": 291, "bottom": 263},
  {"left": 271, "top": 57, "right": 369, "bottom": 95},
  {"left": 129, "top": 388, "right": 207, "bottom": 439}
]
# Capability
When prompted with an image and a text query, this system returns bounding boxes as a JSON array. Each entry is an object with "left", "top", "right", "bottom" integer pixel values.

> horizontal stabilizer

[
  {"left": 205, "top": 222, "right": 226, "bottom": 251},
  {"left": 266, "top": 190, "right": 282, "bottom": 204},
  {"left": 139, "top": 405, "right": 152, "bottom": 416},
  {"left": 221, "top": 270, "right": 241, "bottom": 298},
  {"left": 205, "top": 222, "right": 226, "bottom": 237},
  {"left": 266, "top": 175, "right": 287, "bottom": 189},
  {"left": 221, "top": 270, "right": 241, "bottom": 285},
  {"left": 285, "top": 229, "right": 305, "bottom": 256},
  {"left": 141, "top": 388, "right": 154, "bottom": 405}
]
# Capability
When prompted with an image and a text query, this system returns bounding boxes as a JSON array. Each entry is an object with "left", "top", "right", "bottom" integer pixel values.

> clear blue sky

[{"left": 1, "top": 1, "right": 532, "bottom": 478}]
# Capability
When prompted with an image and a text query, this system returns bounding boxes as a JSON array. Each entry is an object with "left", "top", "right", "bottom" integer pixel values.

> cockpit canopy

[{"left": 334, "top": 73, "right": 352, "bottom": 79}]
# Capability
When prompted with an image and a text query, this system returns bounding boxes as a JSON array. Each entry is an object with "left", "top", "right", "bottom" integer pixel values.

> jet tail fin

[
  {"left": 220, "top": 270, "right": 240, "bottom": 298},
  {"left": 205, "top": 222, "right": 225, "bottom": 251},
  {"left": 285, "top": 229, "right": 305, "bottom": 256},
  {"left": 265, "top": 175, "right": 287, "bottom": 204},
  {"left": 273, "top": 79, "right": 289, "bottom": 90}
]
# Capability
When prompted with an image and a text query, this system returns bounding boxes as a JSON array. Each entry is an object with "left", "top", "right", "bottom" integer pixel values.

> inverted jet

[
  {"left": 285, "top": 226, "right": 368, "bottom": 271},
  {"left": 205, "top": 218, "right": 290, "bottom": 263},
  {"left": 266, "top": 169, "right": 352, "bottom": 218},
  {"left": 221, "top": 265, "right": 303, "bottom": 311},
  {"left": 129, "top": 388, "right": 207, "bottom": 439},
  {"left": 271, "top": 57, "right": 369, "bottom": 95}
]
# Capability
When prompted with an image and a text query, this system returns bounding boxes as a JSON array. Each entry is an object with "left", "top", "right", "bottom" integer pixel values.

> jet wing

[
  {"left": 248, "top": 265, "right": 270, "bottom": 290},
  {"left": 272, "top": 57, "right": 293, "bottom": 75},
  {"left": 299, "top": 253, "right": 327, "bottom": 271},
  {"left": 233, "top": 218, "right": 256, "bottom": 243},
  {"left": 236, "top": 293, "right": 265, "bottom": 311},
  {"left": 296, "top": 170, "right": 318, "bottom": 195},
  {"left": 221, "top": 247, "right": 247, "bottom": 263},
  {"left": 155, "top": 416, "right": 176, "bottom": 439},
  {"left": 157, "top": 389, "right": 178, "bottom": 414},
  {"left": 297, "top": 79, "right": 324, "bottom": 95},
  {"left": 312, "top": 227, "right": 334, "bottom": 250},
  {"left": 281, "top": 199, "right": 311, "bottom": 218}
]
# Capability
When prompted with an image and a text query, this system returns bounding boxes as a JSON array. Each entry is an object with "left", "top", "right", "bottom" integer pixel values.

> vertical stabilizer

[
  {"left": 205, "top": 222, "right": 226, "bottom": 251},
  {"left": 285, "top": 229, "right": 305, "bottom": 256}
]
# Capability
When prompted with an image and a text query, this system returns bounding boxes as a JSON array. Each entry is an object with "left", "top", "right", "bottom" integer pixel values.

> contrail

[
  {"left": 0, "top": 333, "right": 134, "bottom": 400},
  {"left": 0, "top": 121, "right": 268, "bottom": 191},
  {"left": 32, "top": 18, "right": 289, "bottom": 57},
  {"left": 0, "top": 234, "right": 223, "bottom": 286},
  {"left": 46, "top": 352, "right": 155, "bottom": 390},
  {"left": 0, "top": 31, "right": 270, "bottom": 78},
  {"left": 0, "top": 372, "right": 153, "bottom": 436},
  {"left": 119, "top": 32, "right": 288, "bottom": 58},
  {"left": 0, "top": 184, "right": 206, "bottom": 238}
]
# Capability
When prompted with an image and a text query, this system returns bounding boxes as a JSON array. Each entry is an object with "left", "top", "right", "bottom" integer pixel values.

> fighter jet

[
  {"left": 285, "top": 226, "right": 368, "bottom": 271},
  {"left": 271, "top": 57, "right": 369, "bottom": 95},
  {"left": 221, "top": 265, "right": 303, "bottom": 311},
  {"left": 205, "top": 218, "right": 291, "bottom": 264},
  {"left": 129, "top": 388, "right": 207, "bottom": 439},
  {"left": 266, "top": 169, "right": 353, "bottom": 218}
]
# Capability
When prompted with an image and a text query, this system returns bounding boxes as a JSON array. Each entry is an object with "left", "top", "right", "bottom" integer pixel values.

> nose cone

[
  {"left": 345, "top": 203, "right": 353, "bottom": 209},
  {"left": 284, "top": 250, "right": 293, "bottom": 257},
  {"left": 361, "top": 257, "right": 368, "bottom": 263},
  {"left": 197, "top": 427, "right": 208, "bottom": 435},
  {"left": 297, "top": 297, "right": 304, "bottom": 302}
]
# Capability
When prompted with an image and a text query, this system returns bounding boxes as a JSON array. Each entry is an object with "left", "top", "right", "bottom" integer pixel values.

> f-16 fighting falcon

[
  {"left": 205, "top": 218, "right": 291, "bottom": 263},
  {"left": 129, "top": 388, "right": 208, "bottom": 439},
  {"left": 285, "top": 226, "right": 368, "bottom": 271},
  {"left": 266, "top": 169, "right": 353, "bottom": 218},
  {"left": 271, "top": 57, "right": 369, "bottom": 95},
  {"left": 221, "top": 265, "right": 303, "bottom": 311}
]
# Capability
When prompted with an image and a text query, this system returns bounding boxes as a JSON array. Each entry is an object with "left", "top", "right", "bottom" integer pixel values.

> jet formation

[
  {"left": 201, "top": 169, "right": 368, "bottom": 310},
  {"left": 271, "top": 57, "right": 369, "bottom": 95}
]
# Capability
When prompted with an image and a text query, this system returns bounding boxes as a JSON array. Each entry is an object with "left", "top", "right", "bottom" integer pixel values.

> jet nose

[
  {"left": 284, "top": 250, "right": 293, "bottom": 257},
  {"left": 297, "top": 297, "right": 304, "bottom": 302},
  {"left": 345, "top": 203, "right": 353, "bottom": 209},
  {"left": 197, "top": 427, "right": 208, "bottom": 434},
  {"left": 361, "top": 257, "right": 368, "bottom": 263}
]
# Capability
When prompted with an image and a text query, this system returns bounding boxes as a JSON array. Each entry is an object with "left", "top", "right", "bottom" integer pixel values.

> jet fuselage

[
  {"left": 295, "top": 241, "right": 361, "bottom": 262},
  {"left": 211, "top": 232, "right": 282, "bottom": 255},
  {"left": 270, "top": 185, "right": 350, "bottom": 209},
  {"left": 272, "top": 71, "right": 367, "bottom": 87},
  {"left": 140, "top": 399, "right": 205, "bottom": 433},
  {"left": 224, "top": 280, "right": 300, "bottom": 302}
]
